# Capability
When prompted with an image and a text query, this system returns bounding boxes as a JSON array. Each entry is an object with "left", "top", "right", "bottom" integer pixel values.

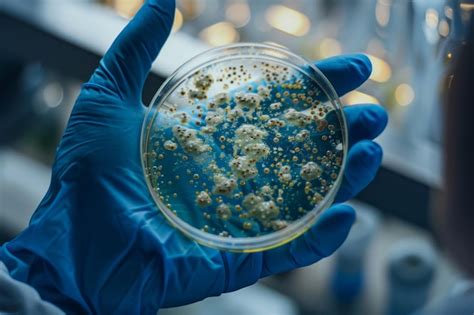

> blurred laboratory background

[{"left": 1, "top": 0, "right": 473, "bottom": 314}]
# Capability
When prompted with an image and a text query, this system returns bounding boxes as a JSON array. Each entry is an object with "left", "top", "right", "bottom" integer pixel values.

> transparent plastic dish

[{"left": 141, "top": 43, "right": 348, "bottom": 252}]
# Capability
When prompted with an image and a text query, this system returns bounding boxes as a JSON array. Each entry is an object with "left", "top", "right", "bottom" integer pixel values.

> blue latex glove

[{"left": 0, "top": 0, "right": 388, "bottom": 314}]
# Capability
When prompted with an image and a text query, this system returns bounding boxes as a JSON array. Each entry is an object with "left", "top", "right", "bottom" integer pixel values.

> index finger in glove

[{"left": 315, "top": 54, "right": 372, "bottom": 97}]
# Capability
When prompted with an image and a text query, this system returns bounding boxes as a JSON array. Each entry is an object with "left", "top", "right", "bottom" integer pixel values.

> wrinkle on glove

[{"left": 0, "top": 0, "right": 388, "bottom": 313}]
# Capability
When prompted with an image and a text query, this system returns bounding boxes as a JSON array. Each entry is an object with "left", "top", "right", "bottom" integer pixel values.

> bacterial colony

[{"left": 144, "top": 59, "right": 344, "bottom": 238}]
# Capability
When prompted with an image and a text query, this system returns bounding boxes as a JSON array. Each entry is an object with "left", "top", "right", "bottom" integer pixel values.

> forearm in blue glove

[{"left": 0, "top": 0, "right": 387, "bottom": 314}]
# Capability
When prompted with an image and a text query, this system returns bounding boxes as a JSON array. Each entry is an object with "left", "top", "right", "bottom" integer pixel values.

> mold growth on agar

[{"left": 145, "top": 59, "right": 344, "bottom": 238}]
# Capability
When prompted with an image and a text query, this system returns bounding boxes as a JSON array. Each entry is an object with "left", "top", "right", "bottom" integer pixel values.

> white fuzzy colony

[
  {"left": 212, "top": 174, "right": 238, "bottom": 195},
  {"left": 216, "top": 203, "right": 232, "bottom": 220},
  {"left": 266, "top": 118, "right": 286, "bottom": 128},
  {"left": 295, "top": 129, "right": 310, "bottom": 142},
  {"left": 194, "top": 73, "right": 214, "bottom": 89},
  {"left": 235, "top": 92, "right": 262, "bottom": 117},
  {"left": 284, "top": 108, "right": 312, "bottom": 127},
  {"left": 242, "top": 193, "right": 280, "bottom": 223},
  {"left": 229, "top": 156, "right": 259, "bottom": 179},
  {"left": 188, "top": 89, "right": 207, "bottom": 100},
  {"left": 205, "top": 110, "right": 225, "bottom": 126},
  {"left": 174, "top": 112, "right": 190, "bottom": 124},
  {"left": 234, "top": 124, "right": 268, "bottom": 151},
  {"left": 227, "top": 107, "right": 244, "bottom": 121},
  {"left": 196, "top": 191, "right": 212, "bottom": 207},
  {"left": 270, "top": 102, "right": 282, "bottom": 110},
  {"left": 172, "top": 126, "right": 211, "bottom": 155},
  {"left": 163, "top": 140, "right": 178, "bottom": 151},
  {"left": 300, "top": 162, "right": 323, "bottom": 181},
  {"left": 260, "top": 185, "right": 274, "bottom": 196},
  {"left": 278, "top": 165, "right": 292, "bottom": 183},
  {"left": 214, "top": 92, "right": 230, "bottom": 105}
]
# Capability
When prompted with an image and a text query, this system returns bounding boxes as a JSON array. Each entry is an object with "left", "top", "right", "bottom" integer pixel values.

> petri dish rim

[{"left": 141, "top": 43, "right": 348, "bottom": 252}]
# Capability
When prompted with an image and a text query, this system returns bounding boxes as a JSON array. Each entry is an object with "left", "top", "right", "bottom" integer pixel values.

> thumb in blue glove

[{"left": 0, "top": 0, "right": 388, "bottom": 314}]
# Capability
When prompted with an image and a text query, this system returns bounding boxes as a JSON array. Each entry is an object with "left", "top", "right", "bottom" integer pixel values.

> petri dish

[{"left": 141, "top": 43, "right": 348, "bottom": 252}]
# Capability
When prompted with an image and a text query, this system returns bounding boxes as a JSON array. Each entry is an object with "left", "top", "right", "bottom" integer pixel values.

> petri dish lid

[{"left": 141, "top": 43, "right": 348, "bottom": 252}]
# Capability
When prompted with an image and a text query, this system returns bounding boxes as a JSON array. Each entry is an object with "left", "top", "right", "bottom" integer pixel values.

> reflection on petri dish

[{"left": 142, "top": 43, "right": 348, "bottom": 252}]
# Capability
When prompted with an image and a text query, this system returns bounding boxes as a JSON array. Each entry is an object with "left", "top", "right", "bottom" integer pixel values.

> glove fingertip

[
  {"left": 362, "top": 140, "right": 383, "bottom": 168},
  {"left": 352, "top": 141, "right": 383, "bottom": 187},
  {"left": 350, "top": 53, "right": 372, "bottom": 86},
  {"left": 321, "top": 204, "right": 356, "bottom": 229},
  {"left": 364, "top": 105, "right": 389, "bottom": 136},
  {"left": 359, "top": 53, "right": 373, "bottom": 77},
  {"left": 315, "top": 53, "right": 372, "bottom": 96},
  {"left": 148, "top": 0, "right": 176, "bottom": 27},
  {"left": 335, "top": 140, "right": 383, "bottom": 202},
  {"left": 307, "top": 204, "right": 355, "bottom": 257}
]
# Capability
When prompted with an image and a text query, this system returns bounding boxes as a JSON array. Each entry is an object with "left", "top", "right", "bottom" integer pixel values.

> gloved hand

[{"left": 0, "top": 0, "right": 388, "bottom": 314}]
